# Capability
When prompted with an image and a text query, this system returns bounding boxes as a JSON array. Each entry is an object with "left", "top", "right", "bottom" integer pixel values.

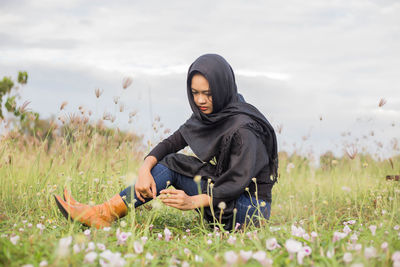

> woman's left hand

[{"left": 159, "top": 189, "right": 195, "bottom": 210}]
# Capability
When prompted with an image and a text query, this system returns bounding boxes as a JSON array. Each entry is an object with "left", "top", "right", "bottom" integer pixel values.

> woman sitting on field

[{"left": 54, "top": 54, "right": 278, "bottom": 231}]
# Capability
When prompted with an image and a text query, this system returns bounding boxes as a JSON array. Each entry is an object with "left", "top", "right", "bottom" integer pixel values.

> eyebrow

[{"left": 191, "top": 88, "right": 211, "bottom": 92}]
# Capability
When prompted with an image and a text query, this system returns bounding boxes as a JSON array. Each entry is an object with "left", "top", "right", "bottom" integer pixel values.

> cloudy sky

[{"left": 1, "top": 0, "right": 399, "bottom": 158}]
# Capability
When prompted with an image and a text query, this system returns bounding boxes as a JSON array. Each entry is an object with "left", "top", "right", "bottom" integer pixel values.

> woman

[{"left": 54, "top": 54, "right": 278, "bottom": 231}]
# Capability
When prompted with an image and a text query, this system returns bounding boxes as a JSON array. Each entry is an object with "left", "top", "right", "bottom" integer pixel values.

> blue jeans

[{"left": 119, "top": 163, "right": 271, "bottom": 227}]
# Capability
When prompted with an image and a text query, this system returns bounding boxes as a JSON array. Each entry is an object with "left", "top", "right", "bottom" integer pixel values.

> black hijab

[{"left": 178, "top": 54, "right": 278, "bottom": 181}]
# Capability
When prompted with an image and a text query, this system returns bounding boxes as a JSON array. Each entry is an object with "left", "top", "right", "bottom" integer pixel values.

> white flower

[
  {"left": 310, "top": 231, "right": 318, "bottom": 242},
  {"left": 252, "top": 250, "right": 267, "bottom": 263},
  {"left": 181, "top": 261, "right": 189, "bottom": 267},
  {"left": 302, "top": 246, "right": 312, "bottom": 256},
  {"left": 266, "top": 237, "right": 279, "bottom": 250},
  {"left": 27, "top": 223, "right": 32, "bottom": 228},
  {"left": 133, "top": 241, "right": 143, "bottom": 254},
  {"left": 291, "top": 225, "right": 306, "bottom": 237},
  {"left": 239, "top": 250, "right": 253, "bottom": 262},
  {"left": 86, "top": 242, "right": 96, "bottom": 252},
  {"left": 73, "top": 243, "right": 85, "bottom": 254},
  {"left": 326, "top": 249, "right": 334, "bottom": 258},
  {"left": 381, "top": 242, "right": 388, "bottom": 251},
  {"left": 99, "top": 250, "right": 125, "bottom": 267},
  {"left": 39, "top": 260, "right": 48, "bottom": 266},
  {"left": 120, "top": 221, "right": 127, "bottom": 228},
  {"left": 164, "top": 228, "right": 172, "bottom": 241},
  {"left": 84, "top": 252, "right": 98, "bottom": 264},
  {"left": 286, "top": 163, "right": 295, "bottom": 173},
  {"left": 392, "top": 251, "right": 400, "bottom": 262},
  {"left": 184, "top": 248, "right": 191, "bottom": 255},
  {"left": 224, "top": 251, "right": 238, "bottom": 265},
  {"left": 207, "top": 239, "right": 212, "bottom": 245},
  {"left": 302, "top": 233, "right": 310, "bottom": 241},
  {"left": 218, "top": 201, "right": 227, "bottom": 210},
  {"left": 285, "top": 239, "right": 302, "bottom": 254},
  {"left": 227, "top": 235, "right": 236, "bottom": 245},
  {"left": 341, "top": 186, "right": 351, "bottom": 192},
  {"left": 394, "top": 225, "right": 400, "bottom": 231},
  {"left": 19, "top": 228, "right": 24, "bottom": 232},
  {"left": 364, "top": 246, "right": 377, "bottom": 259},
  {"left": 84, "top": 229, "right": 91, "bottom": 237},
  {"left": 369, "top": 225, "right": 377, "bottom": 236},
  {"left": 57, "top": 236, "right": 73, "bottom": 258},
  {"left": 350, "top": 233, "right": 358, "bottom": 243},
  {"left": 37, "top": 223, "right": 45, "bottom": 234},
  {"left": 10, "top": 235, "right": 20, "bottom": 245},
  {"left": 343, "top": 225, "right": 352, "bottom": 234},
  {"left": 103, "top": 227, "right": 111, "bottom": 232},
  {"left": 157, "top": 233, "right": 162, "bottom": 240},
  {"left": 194, "top": 255, "right": 203, "bottom": 262},
  {"left": 343, "top": 252, "right": 353, "bottom": 263}
]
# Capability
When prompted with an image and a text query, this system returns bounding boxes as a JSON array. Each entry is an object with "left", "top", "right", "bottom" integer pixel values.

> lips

[{"left": 199, "top": 106, "right": 207, "bottom": 111}]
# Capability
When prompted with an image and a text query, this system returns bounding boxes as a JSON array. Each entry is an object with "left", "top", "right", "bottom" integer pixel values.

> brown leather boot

[
  {"left": 54, "top": 194, "right": 128, "bottom": 229},
  {"left": 63, "top": 188, "right": 82, "bottom": 206}
]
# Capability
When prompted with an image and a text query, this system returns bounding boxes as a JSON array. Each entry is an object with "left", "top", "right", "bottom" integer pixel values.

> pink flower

[
  {"left": 145, "top": 252, "right": 154, "bottom": 260},
  {"left": 369, "top": 225, "right": 377, "bottom": 236},
  {"left": 224, "top": 251, "right": 238, "bottom": 266},
  {"left": 103, "top": 227, "right": 111, "bottom": 232},
  {"left": 57, "top": 236, "right": 72, "bottom": 258},
  {"left": 239, "top": 250, "right": 253, "bottom": 262},
  {"left": 184, "top": 248, "right": 191, "bottom": 255},
  {"left": 326, "top": 249, "right": 334, "bottom": 258},
  {"left": 347, "top": 220, "right": 356, "bottom": 225},
  {"left": 97, "top": 243, "right": 106, "bottom": 251},
  {"left": 36, "top": 223, "right": 45, "bottom": 234},
  {"left": 116, "top": 229, "right": 131, "bottom": 245},
  {"left": 164, "top": 228, "right": 172, "bottom": 241},
  {"left": 133, "top": 241, "right": 143, "bottom": 254},
  {"left": 364, "top": 246, "right": 377, "bottom": 259},
  {"left": 84, "top": 252, "right": 97, "bottom": 264},
  {"left": 343, "top": 252, "right": 352, "bottom": 263},
  {"left": 157, "top": 233, "right": 162, "bottom": 240},
  {"left": 84, "top": 229, "right": 91, "bottom": 238},
  {"left": 302, "top": 246, "right": 312, "bottom": 256},
  {"left": 392, "top": 251, "right": 400, "bottom": 262},
  {"left": 73, "top": 243, "right": 85, "bottom": 253},
  {"left": 310, "top": 231, "right": 318, "bottom": 242},
  {"left": 235, "top": 223, "right": 241, "bottom": 231},
  {"left": 332, "top": 231, "right": 347, "bottom": 242},
  {"left": 39, "top": 260, "right": 48, "bottom": 267},
  {"left": 99, "top": 250, "right": 125, "bottom": 267},
  {"left": 350, "top": 233, "right": 358, "bottom": 243},
  {"left": 86, "top": 242, "right": 96, "bottom": 252},
  {"left": 252, "top": 251, "right": 273, "bottom": 266},
  {"left": 394, "top": 225, "right": 400, "bottom": 231},
  {"left": 141, "top": 236, "right": 148, "bottom": 245},
  {"left": 207, "top": 239, "right": 212, "bottom": 245},
  {"left": 266, "top": 237, "right": 279, "bottom": 250}
]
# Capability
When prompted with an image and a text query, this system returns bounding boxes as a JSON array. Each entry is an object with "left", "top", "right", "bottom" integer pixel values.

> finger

[
  {"left": 160, "top": 188, "right": 181, "bottom": 194},
  {"left": 135, "top": 187, "right": 145, "bottom": 203},
  {"left": 162, "top": 202, "right": 182, "bottom": 210},
  {"left": 151, "top": 181, "right": 157, "bottom": 199},
  {"left": 161, "top": 198, "right": 181, "bottom": 205}
]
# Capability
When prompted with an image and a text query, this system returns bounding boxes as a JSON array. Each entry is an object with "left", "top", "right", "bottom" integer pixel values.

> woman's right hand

[{"left": 135, "top": 156, "right": 158, "bottom": 202}]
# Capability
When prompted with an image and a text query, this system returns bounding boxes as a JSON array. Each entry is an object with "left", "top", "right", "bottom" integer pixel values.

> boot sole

[{"left": 54, "top": 195, "right": 73, "bottom": 222}]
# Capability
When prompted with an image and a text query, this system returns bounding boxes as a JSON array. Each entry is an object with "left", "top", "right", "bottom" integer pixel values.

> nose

[{"left": 197, "top": 94, "right": 207, "bottom": 104}]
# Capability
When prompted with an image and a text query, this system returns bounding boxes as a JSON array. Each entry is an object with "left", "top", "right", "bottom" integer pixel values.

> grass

[{"left": 0, "top": 122, "right": 399, "bottom": 267}]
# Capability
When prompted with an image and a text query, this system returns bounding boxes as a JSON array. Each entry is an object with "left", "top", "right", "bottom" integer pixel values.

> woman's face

[{"left": 191, "top": 73, "right": 213, "bottom": 114}]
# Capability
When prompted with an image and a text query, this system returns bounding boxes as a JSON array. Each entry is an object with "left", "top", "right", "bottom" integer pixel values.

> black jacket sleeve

[
  {"left": 147, "top": 130, "right": 188, "bottom": 161},
  {"left": 210, "top": 127, "right": 269, "bottom": 203}
]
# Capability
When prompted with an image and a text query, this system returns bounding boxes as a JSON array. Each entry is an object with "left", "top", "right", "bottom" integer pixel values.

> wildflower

[
  {"left": 103, "top": 227, "right": 111, "bottom": 232},
  {"left": 86, "top": 242, "right": 96, "bottom": 252},
  {"left": 286, "top": 163, "right": 295, "bottom": 173},
  {"left": 266, "top": 237, "right": 279, "bottom": 250},
  {"left": 99, "top": 250, "right": 125, "bottom": 267},
  {"left": 73, "top": 243, "right": 85, "bottom": 253},
  {"left": 194, "top": 175, "right": 201, "bottom": 183},
  {"left": 369, "top": 225, "right": 377, "bottom": 236},
  {"left": 84, "top": 229, "right": 91, "bottom": 238},
  {"left": 145, "top": 252, "right": 154, "bottom": 260},
  {"left": 84, "top": 252, "right": 98, "bottom": 264},
  {"left": 347, "top": 220, "right": 356, "bottom": 225},
  {"left": 120, "top": 221, "right": 127, "bottom": 228},
  {"left": 311, "top": 231, "right": 318, "bottom": 242},
  {"left": 164, "top": 227, "right": 172, "bottom": 241},
  {"left": 350, "top": 233, "right": 358, "bottom": 243},
  {"left": 116, "top": 229, "right": 131, "bottom": 245},
  {"left": 133, "top": 241, "right": 143, "bottom": 254},
  {"left": 184, "top": 248, "right": 191, "bottom": 255},
  {"left": 394, "top": 225, "right": 400, "bottom": 231},
  {"left": 97, "top": 243, "right": 106, "bottom": 251},
  {"left": 291, "top": 225, "right": 306, "bottom": 237},
  {"left": 341, "top": 186, "right": 351, "bottom": 192},
  {"left": 194, "top": 255, "right": 203, "bottom": 262},
  {"left": 218, "top": 201, "right": 226, "bottom": 210},
  {"left": 392, "top": 251, "right": 400, "bottom": 263},
  {"left": 207, "top": 239, "right": 212, "bottom": 245},
  {"left": 39, "top": 260, "right": 48, "bottom": 266},
  {"left": 332, "top": 231, "right": 347, "bottom": 242},
  {"left": 253, "top": 251, "right": 272, "bottom": 266},
  {"left": 157, "top": 233, "right": 162, "bottom": 240},
  {"left": 364, "top": 246, "right": 377, "bottom": 259},
  {"left": 57, "top": 236, "right": 72, "bottom": 258},
  {"left": 224, "top": 251, "right": 238, "bottom": 266},
  {"left": 239, "top": 250, "right": 253, "bottom": 262},
  {"left": 343, "top": 252, "right": 353, "bottom": 263},
  {"left": 141, "top": 236, "right": 148, "bottom": 244},
  {"left": 285, "top": 239, "right": 302, "bottom": 254},
  {"left": 381, "top": 242, "right": 388, "bottom": 252},
  {"left": 227, "top": 235, "right": 236, "bottom": 245},
  {"left": 326, "top": 249, "right": 334, "bottom": 258},
  {"left": 10, "top": 235, "right": 19, "bottom": 245},
  {"left": 19, "top": 228, "right": 24, "bottom": 232},
  {"left": 343, "top": 225, "right": 352, "bottom": 234},
  {"left": 235, "top": 223, "right": 241, "bottom": 231},
  {"left": 37, "top": 223, "right": 45, "bottom": 234},
  {"left": 302, "top": 233, "right": 310, "bottom": 241}
]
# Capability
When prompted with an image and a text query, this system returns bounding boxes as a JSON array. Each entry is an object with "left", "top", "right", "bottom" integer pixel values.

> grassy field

[{"left": 0, "top": 122, "right": 399, "bottom": 267}]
